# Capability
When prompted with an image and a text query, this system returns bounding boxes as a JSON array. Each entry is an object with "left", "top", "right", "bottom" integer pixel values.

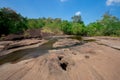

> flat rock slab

[
  {"left": 53, "top": 38, "right": 80, "bottom": 48},
  {"left": 0, "top": 39, "right": 47, "bottom": 56},
  {"left": 96, "top": 39, "right": 120, "bottom": 50}
]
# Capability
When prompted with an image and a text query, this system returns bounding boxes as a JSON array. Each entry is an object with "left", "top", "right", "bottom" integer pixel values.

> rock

[
  {"left": 0, "top": 45, "right": 4, "bottom": 51},
  {"left": 53, "top": 38, "right": 80, "bottom": 48},
  {"left": 0, "top": 37, "right": 120, "bottom": 80},
  {"left": 0, "top": 41, "right": 13, "bottom": 51},
  {"left": 4, "top": 39, "right": 42, "bottom": 50},
  {"left": 2, "top": 34, "right": 24, "bottom": 41},
  {"left": 47, "top": 53, "right": 75, "bottom": 75},
  {"left": 24, "top": 29, "right": 42, "bottom": 39},
  {"left": 96, "top": 39, "right": 120, "bottom": 50}
]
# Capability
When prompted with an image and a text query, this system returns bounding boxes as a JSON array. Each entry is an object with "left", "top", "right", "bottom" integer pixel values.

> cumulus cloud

[
  {"left": 106, "top": 0, "right": 120, "bottom": 6},
  {"left": 60, "top": 0, "right": 67, "bottom": 2},
  {"left": 75, "top": 11, "right": 81, "bottom": 16}
]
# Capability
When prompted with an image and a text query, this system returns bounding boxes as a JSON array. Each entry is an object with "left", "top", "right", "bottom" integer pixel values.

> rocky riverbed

[
  {"left": 0, "top": 39, "right": 47, "bottom": 56},
  {"left": 0, "top": 36, "right": 120, "bottom": 80}
]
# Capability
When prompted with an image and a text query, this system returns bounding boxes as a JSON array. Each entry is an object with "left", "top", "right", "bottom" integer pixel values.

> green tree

[
  {"left": 86, "top": 12, "right": 120, "bottom": 36},
  {"left": 71, "top": 23, "right": 85, "bottom": 35},
  {"left": 61, "top": 20, "right": 72, "bottom": 34},
  {"left": 86, "top": 22, "right": 103, "bottom": 36},
  {"left": 71, "top": 15, "right": 83, "bottom": 24},
  {"left": 71, "top": 15, "right": 86, "bottom": 35},
  {"left": 100, "top": 12, "right": 120, "bottom": 36},
  {"left": 0, "top": 7, "right": 28, "bottom": 36}
]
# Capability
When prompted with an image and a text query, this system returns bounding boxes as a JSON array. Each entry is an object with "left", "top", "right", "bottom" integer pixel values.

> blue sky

[{"left": 0, "top": 0, "right": 120, "bottom": 24}]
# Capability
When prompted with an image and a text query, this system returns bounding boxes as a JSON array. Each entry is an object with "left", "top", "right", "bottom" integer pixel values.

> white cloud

[
  {"left": 60, "top": 0, "right": 67, "bottom": 2},
  {"left": 106, "top": 0, "right": 120, "bottom": 6},
  {"left": 75, "top": 11, "right": 81, "bottom": 16}
]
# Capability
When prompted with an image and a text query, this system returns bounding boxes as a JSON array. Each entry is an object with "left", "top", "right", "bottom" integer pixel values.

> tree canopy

[
  {"left": 0, "top": 7, "right": 28, "bottom": 36},
  {"left": 0, "top": 7, "right": 120, "bottom": 37},
  {"left": 87, "top": 12, "right": 120, "bottom": 36}
]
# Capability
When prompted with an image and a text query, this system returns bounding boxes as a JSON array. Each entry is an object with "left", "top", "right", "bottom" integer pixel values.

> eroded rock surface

[
  {"left": 53, "top": 38, "right": 80, "bottom": 48},
  {"left": 0, "top": 39, "right": 47, "bottom": 56},
  {"left": 0, "top": 37, "right": 120, "bottom": 80}
]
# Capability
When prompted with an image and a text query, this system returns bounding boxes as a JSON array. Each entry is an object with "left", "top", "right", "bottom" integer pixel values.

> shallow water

[
  {"left": 68, "top": 36, "right": 82, "bottom": 41},
  {"left": 0, "top": 36, "right": 95, "bottom": 65},
  {"left": 0, "top": 38, "right": 57, "bottom": 65}
]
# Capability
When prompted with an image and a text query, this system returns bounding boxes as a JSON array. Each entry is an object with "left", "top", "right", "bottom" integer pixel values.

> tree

[
  {"left": 0, "top": 7, "right": 28, "bottom": 36},
  {"left": 71, "top": 15, "right": 86, "bottom": 35},
  {"left": 61, "top": 20, "right": 72, "bottom": 34},
  {"left": 100, "top": 12, "right": 120, "bottom": 36},
  {"left": 71, "top": 23, "right": 85, "bottom": 35},
  {"left": 86, "top": 12, "right": 120, "bottom": 36},
  {"left": 86, "top": 22, "right": 103, "bottom": 36},
  {"left": 71, "top": 15, "right": 83, "bottom": 24}
]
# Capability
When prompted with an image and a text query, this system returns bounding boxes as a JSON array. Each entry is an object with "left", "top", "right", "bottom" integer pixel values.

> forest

[{"left": 0, "top": 7, "right": 120, "bottom": 37}]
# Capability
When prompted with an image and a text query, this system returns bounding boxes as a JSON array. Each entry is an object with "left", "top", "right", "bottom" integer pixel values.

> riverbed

[
  {"left": 0, "top": 36, "right": 120, "bottom": 80},
  {"left": 0, "top": 36, "right": 83, "bottom": 65}
]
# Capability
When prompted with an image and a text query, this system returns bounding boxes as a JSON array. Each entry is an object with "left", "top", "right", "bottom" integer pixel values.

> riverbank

[
  {"left": 0, "top": 36, "right": 120, "bottom": 80},
  {"left": 0, "top": 35, "right": 75, "bottom": 56}
]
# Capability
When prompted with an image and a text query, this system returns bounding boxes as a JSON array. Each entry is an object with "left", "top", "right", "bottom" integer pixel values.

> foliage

[
  {"left": 42, "top": 17, "right": 63, "bottom": 34},
  {"left": 86, "top": 22, "right": 103, "bottom": 36},
  {"left": 0, "top": 7, "right": 120, "bottom": 37},
  {"left": 71, "top": 23, "right": 85, "bottom": 35},
  {"left": 71, "top": 15, "right": 83, "bottom": 24},
  {"left": 61, "top": 15, "right": 85, "bottom": 35},
  {"left": 100, "top": 13, "right": 120, "bottom": 36},
  {"left": 0, "top": 7, "right": 28, "bottom": 36},
  {"left": 61, "top": 20, "right": 72, "bottom": 34},
  {"left": 86, "top": 12, "right": 120, "bottom": 36},
  {"left": 27, "top": 18, "right": 45, "bottom": 29},
  {"left": 71, "top": 15, "right": 85, "bottom": 35}
]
